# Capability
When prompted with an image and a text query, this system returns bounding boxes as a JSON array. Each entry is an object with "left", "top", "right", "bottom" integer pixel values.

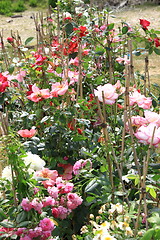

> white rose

[{"left": 23, "top": 152, "right": 46, "bottom": 171}]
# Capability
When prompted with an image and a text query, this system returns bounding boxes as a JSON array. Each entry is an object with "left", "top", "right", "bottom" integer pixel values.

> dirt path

[
  {"left": 0, "top": 9, "right": 41, "bottom": 44},
  {"left": 0, "top": 5, "right": 160, "bottom": 84}
]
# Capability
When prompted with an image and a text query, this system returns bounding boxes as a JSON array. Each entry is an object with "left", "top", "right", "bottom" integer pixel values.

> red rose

[
  {"left": 7, "top": 37, "right": 14, "bottom": 43},
  {"left": 139, "top": 19, "right": 150, "bottom": 30}
]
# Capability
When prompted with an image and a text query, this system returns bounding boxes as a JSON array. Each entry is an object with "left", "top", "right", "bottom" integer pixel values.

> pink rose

[
  {"left": 27, "top": 84, "right": 51, "bottom": 102},
  {"left": 126, "top": 116, "right": 148, "bottom": 132},
  {"left": 51, "top": 82, "right": 68, "bottom": 97},
  {"left": 18, "top": 129, "right": 36, "bottom": 138},
  {"left": 129, "top": 90, "right": 152, "bottom": 109},
  {"left": 144, "top": 110, "right": 160, "bottom": 126},
  {"left": 73, "top": 159, "right": 92, "bottom": 175},
  {"left": 21, "top": 198, "right": 32, "bottom": 211},
  {"left": 134, "top": 123, "right": 160, "bottom": 147},
  {"left": 39, "top": 218, "right": 55, "bottom": 231},
  {"left": 94, "top": 83, "right": 118, "bottom": 105},
  {"left": 31, "top": 198, "right": 43, "bottom": 213}
]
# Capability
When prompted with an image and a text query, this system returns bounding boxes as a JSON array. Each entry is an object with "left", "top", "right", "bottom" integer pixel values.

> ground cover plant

[{"left": 0, "top": 0, "right": 160, "bottom": 239}]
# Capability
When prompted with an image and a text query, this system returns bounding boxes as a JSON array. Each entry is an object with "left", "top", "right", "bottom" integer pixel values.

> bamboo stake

[{"left": 134, "top": 127, "right": 156, "bottom": 235}]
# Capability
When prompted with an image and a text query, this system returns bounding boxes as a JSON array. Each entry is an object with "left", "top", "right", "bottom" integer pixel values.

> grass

[{"left": 0, "top": 0, "right": 48, "bottom": 16}]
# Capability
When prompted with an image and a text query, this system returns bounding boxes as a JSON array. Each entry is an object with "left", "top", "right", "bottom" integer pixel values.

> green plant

[
  {"left": 12, "top": 0, "right": 26, "bottom": 12},
  {"left": 29, "top": 0, "right": 38, "bottom": 7},
  {"left": 0, "top": 0, "right": 12, "bottom": 15},
  {"left": 48, "top": 0, "right": 57, "bottom": 8}
]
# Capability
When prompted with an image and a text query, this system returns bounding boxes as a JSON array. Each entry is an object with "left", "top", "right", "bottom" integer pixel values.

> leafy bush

[
  {"left": 48, "top": 0, "right": 57, "bottom": 8},
  {"left": 0, "top": 0, "right": 12, "bottom": 15},
  {"left": 29, "top": 0, "right": 38, "bottom": 7},
  {"left": 12, "top": 0, "right": 26, "bottom": 12}
]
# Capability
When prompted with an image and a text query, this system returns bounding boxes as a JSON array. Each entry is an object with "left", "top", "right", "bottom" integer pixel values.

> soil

[{"left": 0, "top": 5, "right": 160, "bottom": 84}]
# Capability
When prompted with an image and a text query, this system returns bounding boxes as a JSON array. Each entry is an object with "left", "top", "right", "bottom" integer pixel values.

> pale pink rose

[
  {"left": 16, "top": 70, "right": 26, "bottom": 82},
  {"left": 37, "top": 168, "right": 58, "bottom": 181},
  {"left": 116, "top": 55, "right": 130, "bottom": 65},
  {"left": 42, "top": 179, "right": 56, "bottom": 188},
  {"left": 51, "top": 82, "right": 68, "bottom": 97},
  {"left": 129, "top": 90, "right": 152, "bottom": 109},
  {"left": 134, "top": 123, "right": 160, "bottom": 147},
  {"left": 27, "top": 84, "right": 51, "bottom": 102},
  {"left": 114, "top": 80, "right": 125, "bottom": 94},
  {"left": 67, "top": 70, "right": 79, "bottom": 85},
  {"left": 47, "top": 186, "right": 59, "bottom": 199},
  {"left": 31, "top": 198, "right": 43, "bottom": 213},
  {"left": 126, "top": 116, "right": 148, "bottom": 131},
  {"left": 144, "top": 110, "right": 160, "bottom": 126},
  {"left": 94, "top": 83, "right": 119, "bottom": 105},
  {"left": 73, "top": 159, "right": 92, "bottom": 175}
]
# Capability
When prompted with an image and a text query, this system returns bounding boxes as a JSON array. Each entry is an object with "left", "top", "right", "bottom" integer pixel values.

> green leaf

[
  {"left": 122, "top": 26, "right": 128, "bottom": 34},
  {"left": 141, "top": 229, "right": 154, "bottom": 240},
  {"left": 0, "top": 234, "right": 9, "bottom": 239},
  {"left": 107, "top": 23, "right": 114, "bottom": 30},
  {"left": 85, "top": 179, "right": 99, "bottom": 192},
  {"left": 0, "top": 209, "right": 8, "bottom": 219},
  {"left": 149, "top": 188, "right": 157, "bottom": 199},
  {"left": 154, "top": 47, "right": 160, "bottom": 55},
  {"left": 65, "top": 22, "right": 73, "bottom": 36},
  {"left": 85, "top": 236, "right": 92, "bottom": 240},
  {"left": 0, "top": 221, "right": 14, "bottom": 228},
  {"left": 100, "top": 165, "right": 107, "bottom": 173},
  {"left": 25, "top": 37, "right": 34, "bottom": 45},
  {"left": 55, "top": 67, "right": 63, "bottom": 74},
  {"left": 149, "top": 47, "right": 153, "bottom": 54},
  {"left": 148, "top": 213, "right": 160, "bottom": 224},
  {"left": 114, "top": 191, "right": 126, "bottom": 196},
  {"left": 134, "top": 51, "right": 141, "bottom": 56},
  {"left": 11, "top": 234, "right": 18, "bottom": 239},
  {"left": 16, "top": 211, "right": 27, "bottom": 223},
  {"left": 16, "top": 221, "right": 31, "bottom": 227},
  {"left": 36, "top": 177, "right": 49, "bottom": 181},
  {"left": 40, "top": 116, "right": 50, "bottom": 123},
  {"left": 8, "top": 66, "right": 15, "bottom": 74},
  {"left": 86, "top": 196, "right": 95, "bottom": 203}
]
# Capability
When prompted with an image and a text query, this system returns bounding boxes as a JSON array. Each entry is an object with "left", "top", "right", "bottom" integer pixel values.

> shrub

[
  {"left": 0, "top": 0, "right": 12, "bottom": 15},
  {"left": 48, "top": 0, "right": 57, "bottom": 8},
  {"left": 29, "top": 0, "right": 38, "bottom": 7},
  {"left": 12, "top": 0, "right": 26, "bottom": 12}
]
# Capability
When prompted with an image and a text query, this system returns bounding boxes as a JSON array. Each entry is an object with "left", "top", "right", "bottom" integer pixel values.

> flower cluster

[{"left": 21, "top": 168, "right": 83, "bottom": 220}]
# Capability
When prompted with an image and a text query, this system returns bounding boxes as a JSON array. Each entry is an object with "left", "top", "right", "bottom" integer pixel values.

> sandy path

[{"left": 0, "top": 9, "right": 47, "bottom": 45}]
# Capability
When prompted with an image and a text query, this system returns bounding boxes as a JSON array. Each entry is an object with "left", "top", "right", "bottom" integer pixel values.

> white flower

[
  {"left": 125, "top": 227, "right": 133, "bottom": 236},
  {"left": 109, "top": 203, "right": 123, "bottom": 214},
  {"left": 1, "top": 166, "right": 12, "bottom": 182},
  {"left": 119, "top": 221, "right": 129, "bottom": 230},
  {"left": 23, "top": 152, "right": 46, "bottom": 171}
]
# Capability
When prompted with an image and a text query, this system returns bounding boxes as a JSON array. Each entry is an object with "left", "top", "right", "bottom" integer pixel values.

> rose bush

[{"left": 0, "top": 1, "right": 160, "bottom": 239}]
